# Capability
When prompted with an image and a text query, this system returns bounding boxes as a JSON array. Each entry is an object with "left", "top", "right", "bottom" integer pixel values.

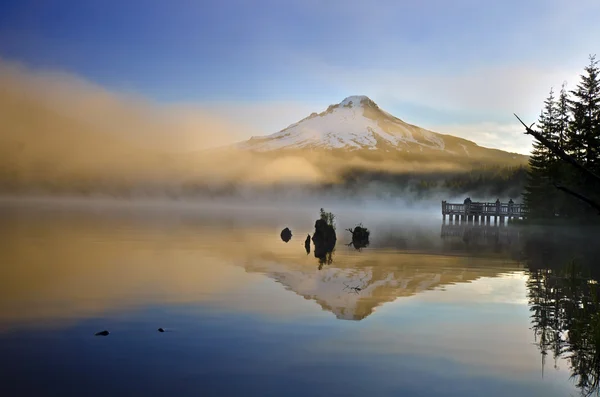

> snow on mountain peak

[
  {"left": 339, "top": 95, "right": 372, "bottom": 108},
  {"left": 238, "top": 95, "right": 446, "bottom": 152}
]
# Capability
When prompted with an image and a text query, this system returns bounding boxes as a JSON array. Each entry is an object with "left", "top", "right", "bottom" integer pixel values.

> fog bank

[{"left": 0, "top": 59, "right": 525, "bottom": 203}]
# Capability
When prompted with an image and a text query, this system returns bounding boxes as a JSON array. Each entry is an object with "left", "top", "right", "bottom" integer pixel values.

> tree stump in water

[{"left": 347, "top": 225, "right": 370, "bottom": 250}]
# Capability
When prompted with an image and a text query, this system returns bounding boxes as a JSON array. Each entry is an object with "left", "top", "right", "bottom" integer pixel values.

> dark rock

[
  {"left": 347, "top": 225, "right": 370, "bottom": 250},
  {"left": 312, "top": 218, "right": 336, "bottom": 266},
  {"left": 280, "top": 227, "right": 292, "bottom": 243},
  {"left": 158, "top": 328, "right": 165, "bottom": 333},
  {"left": 95, "top": 330, "right": 109, "bottom": 336},
  {"left": 304, "top": 234, "right": 311, "bottom": 254}
]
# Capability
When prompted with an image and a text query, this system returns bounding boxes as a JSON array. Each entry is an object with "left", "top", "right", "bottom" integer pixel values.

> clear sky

[{"left": 1, "top": 0, "right": 599, "bottom": 154}]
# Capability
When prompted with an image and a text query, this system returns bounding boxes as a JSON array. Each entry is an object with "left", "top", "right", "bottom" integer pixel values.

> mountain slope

[{"left": 237, "top": 95, "right": 527, "bottom": 165}]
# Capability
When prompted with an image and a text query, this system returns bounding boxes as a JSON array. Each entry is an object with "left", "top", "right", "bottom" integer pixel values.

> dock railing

[{"left": 441, "top": 200, "right": 527, "bottom": 223}]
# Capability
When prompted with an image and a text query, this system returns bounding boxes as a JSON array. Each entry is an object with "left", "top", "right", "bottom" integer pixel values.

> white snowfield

[{"left": 238, "top": 95, "right": 446, "bottom": 152}]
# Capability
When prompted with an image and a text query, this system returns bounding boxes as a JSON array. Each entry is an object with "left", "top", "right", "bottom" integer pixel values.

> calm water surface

[{"left": 0, "top": 202, "right": 598, "bottom": 397}]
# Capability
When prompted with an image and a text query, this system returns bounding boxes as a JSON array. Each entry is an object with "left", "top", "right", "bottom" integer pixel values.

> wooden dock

[{"left": 441, "top": 200, "right": 527, "bottom": 224}]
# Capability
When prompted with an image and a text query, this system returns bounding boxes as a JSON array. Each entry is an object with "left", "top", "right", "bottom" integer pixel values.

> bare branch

[{"left": 553, "top": 183, "right": 600, "bottom": 214}]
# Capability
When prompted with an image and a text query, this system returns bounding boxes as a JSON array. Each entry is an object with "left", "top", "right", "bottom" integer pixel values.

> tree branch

[
  {"left": 514, "top": 113, "right": 600, "bottom": 185},
  {"left": 553, "top": 183, "right": 600, "bottom": 214}
]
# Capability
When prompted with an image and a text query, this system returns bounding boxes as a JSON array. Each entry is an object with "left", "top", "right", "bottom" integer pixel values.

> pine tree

[
  {"left": 553, "top": 55, "right": 600, "bottom": 218},
  {"left": 523, "top": 88, "right": 559, "bottom": 218},
  {"left": 567, "top": 55, "right": 600, "bottom": 169},
  {"left": 524, "top": 56, "right": 600, "bottom": 219},
  {"left": 551, "top": 82, "right": 572, "bottom": 216},
  {"left": 556, "top": 82, "right": 570, "bottom": 150}
]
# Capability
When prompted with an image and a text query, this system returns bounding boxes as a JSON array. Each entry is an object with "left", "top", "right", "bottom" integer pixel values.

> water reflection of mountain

[
  {"left": 244, "top": 253, "right": 523, "bottom": 320},
  {"left": 240, "top": 223, "right": 526, "bottom": 321},
  {"left": 0, "top": 206, "right": 525, "bottom": 328}
]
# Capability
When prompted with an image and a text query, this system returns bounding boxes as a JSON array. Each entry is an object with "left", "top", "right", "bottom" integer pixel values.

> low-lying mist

[{"left": 0, "top": 59, "right": 526, "bottom": 205}]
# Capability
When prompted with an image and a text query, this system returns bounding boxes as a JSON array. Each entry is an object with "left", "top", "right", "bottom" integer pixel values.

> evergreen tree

[
  {"left": 557, "top": 82, "right": 570, "bottom": 150},
  {"left": 523, "top": 88, "right": 559, "bottom": 218},
  {"left": 522, "top": 55, "right": 600, "bottom": 220},
  {"left": 559, "top": 55, "right": 600, "bottom": 218},
  {"left": 567, "top": 55, "right": 600, "bottom": 169},
  {"left": 552, "top": 82, "right": 573, "bottom": 216}
]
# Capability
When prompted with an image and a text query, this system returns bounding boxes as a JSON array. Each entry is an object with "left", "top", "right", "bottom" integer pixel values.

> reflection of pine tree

[
  {"left": 566, "top": 281, "right": 600, "bottom": 396},
  {"left": 528, "top": 260, "right": 600, "bottom": 395},
  {"left": 527, "top": 268, "right": 565, "bottom": 372}
]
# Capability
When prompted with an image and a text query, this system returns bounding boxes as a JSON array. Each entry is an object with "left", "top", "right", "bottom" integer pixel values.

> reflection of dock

[{"left": 440, "top": 223, "right": 522, "bottom": 245}]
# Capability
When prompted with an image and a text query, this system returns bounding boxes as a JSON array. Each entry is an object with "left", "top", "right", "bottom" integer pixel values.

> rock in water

[
  {"left": 280, "top": 227, "right": 292, "bottom": 243},
  {"left": 312, "top": 219, "right": 336, "bottom": 264},
  {"left": 304, "top": 234, "right": 311, "bottom": 254},
  {"left": 158, "top": 328, "right": 165, "bottom": 333},
  {"left": 95, "top": 330, "right": 110, "bottom": 336},
  {"left": 280, "top": 227, "right": 292, "bottom": 242}
]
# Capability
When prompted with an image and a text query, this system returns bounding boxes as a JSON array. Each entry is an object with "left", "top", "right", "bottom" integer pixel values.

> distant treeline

[
  {"left": 0, "top": 163, "right": 529, "bottom": 201},
  {"left": 336, "top": 164, "right": 527, "bottom": 200},
  {"left": 524, "top": 55, "right": 600, "bottom": 220}
]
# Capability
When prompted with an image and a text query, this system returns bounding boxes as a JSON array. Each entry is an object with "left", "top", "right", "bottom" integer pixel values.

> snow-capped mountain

[{"left": 237, "top": 95, "right": 526, "bottom": 163}]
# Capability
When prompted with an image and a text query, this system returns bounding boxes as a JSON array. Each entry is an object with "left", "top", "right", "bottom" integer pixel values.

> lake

[{"left": 0, "top": 199, "right": 598, "bottom": 397}]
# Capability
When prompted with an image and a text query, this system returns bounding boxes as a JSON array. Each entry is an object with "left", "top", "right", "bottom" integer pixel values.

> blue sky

[{"left": 1, "top": 0, "right": 599, "bottom": 153}]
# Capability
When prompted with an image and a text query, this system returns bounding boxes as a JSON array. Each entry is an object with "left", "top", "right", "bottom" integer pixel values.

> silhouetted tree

[
  {"left": 567, "top": 55, "right": 600, "bottom": 168},
  {"left": 519, "top": 55, "right": 600, "bottom": 219},
  {"left": 523, "top": 88, "right": 559, "bottom": 218},
  {"left": 552, "top": 83, "right": 572, "bottom": 215}
]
